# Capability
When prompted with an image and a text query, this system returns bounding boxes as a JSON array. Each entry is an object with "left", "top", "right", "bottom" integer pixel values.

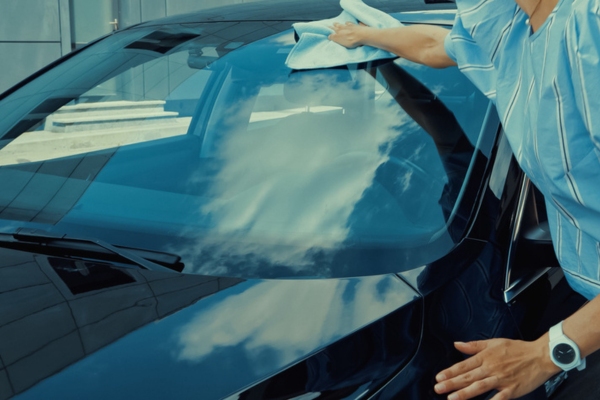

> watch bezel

[{"left": 552, "top": 342, "right": 577, "bottom": 365}]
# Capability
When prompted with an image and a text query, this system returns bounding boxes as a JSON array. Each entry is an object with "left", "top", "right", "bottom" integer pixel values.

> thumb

[{"left": 454, "top": 340, "right": 487, "bottom": 355}]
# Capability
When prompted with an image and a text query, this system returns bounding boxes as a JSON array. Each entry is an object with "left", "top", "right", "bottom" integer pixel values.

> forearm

[
  {"left": 330, "top": 23, "right": 456, "bottom": 68},
  {"left": 563, "top": 294, "right": 600, "bottom": 358},
  {"left": 361, "top": 25, "right": 454, "bottom": 68}
]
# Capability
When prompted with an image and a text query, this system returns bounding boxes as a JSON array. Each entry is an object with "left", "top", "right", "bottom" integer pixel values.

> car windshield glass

[{"left": 0, "top": 21, "right": 491, "bottom": 279}]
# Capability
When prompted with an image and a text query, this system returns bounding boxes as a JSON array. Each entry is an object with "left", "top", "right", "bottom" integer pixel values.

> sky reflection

[
  {"left": 179, "top": 70, "right": 423, "bottom": 275},
  {"left": 173, "top": 275, "right": 416, "bottom": 376}
]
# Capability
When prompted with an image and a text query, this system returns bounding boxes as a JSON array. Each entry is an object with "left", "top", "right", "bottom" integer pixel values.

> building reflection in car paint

[
  {"left": 0, "top": 249, "right": 242, "bottom": 398},
  {"left": 49, "top": 257, "right": 136, "bottom": 294}
]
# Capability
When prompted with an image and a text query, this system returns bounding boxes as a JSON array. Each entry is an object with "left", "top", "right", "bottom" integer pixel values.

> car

[{"left": 0, "top": 0, "right": 587, "bottom": 399}]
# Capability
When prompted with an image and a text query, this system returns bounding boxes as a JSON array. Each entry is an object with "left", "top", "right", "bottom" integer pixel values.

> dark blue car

[{"left": 0, "top": 0, "right": 585, "bottom": 399}]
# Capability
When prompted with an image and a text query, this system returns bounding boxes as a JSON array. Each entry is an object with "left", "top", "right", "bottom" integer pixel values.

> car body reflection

[{"left": 0, "top": 245, "right": 418, "bottom": 399}]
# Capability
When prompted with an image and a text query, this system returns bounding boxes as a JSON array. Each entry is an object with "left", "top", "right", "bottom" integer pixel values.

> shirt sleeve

[
  {"left": 444, "top": 15, "right": 498, "bottom": 101},
  {"left": 566, "top": 0, "right": 600, "bottom": 149},
  {"left": 443, "top": 29, "right": 457, "bottom": 62}
]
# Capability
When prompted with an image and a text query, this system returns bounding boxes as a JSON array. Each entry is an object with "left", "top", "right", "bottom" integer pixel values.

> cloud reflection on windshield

[{"left": 177, "top": 71, "right": 420, "bottom": 276}]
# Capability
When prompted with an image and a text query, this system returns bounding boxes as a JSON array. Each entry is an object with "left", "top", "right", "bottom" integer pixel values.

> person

[{"left": 329, "top": 0, "right": 600, "bottom": 399}]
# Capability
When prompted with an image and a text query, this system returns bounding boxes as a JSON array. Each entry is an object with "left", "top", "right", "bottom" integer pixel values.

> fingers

[
  {"left": 444, "top": 376, "right": 503, "bottom": 400},
  {"left": 329, "top": 22, "right": 347, "bottom": 36},
  {"left": 455, "top": 340, "right": 488, "bottom": 355},
  {"left": 434, "top": 338, "right": 545, "bottom": 399},
  {"left": 436, "top": 353, "right": 483, "bottom": 383},
  {"left": 327, "top": 22, "right": 361, "bottom": 47},
  {"left": 435, "top": 367, "right": 486, "bottom": 392},
  {"left": 328, "top": 24, "right": 340, "bottom": 40},
  {"left": 330, "top": 21, "right": 357, "bottom": 30},
  {"left": 489, "top": 389, "right": 512, "bottom": 400}
]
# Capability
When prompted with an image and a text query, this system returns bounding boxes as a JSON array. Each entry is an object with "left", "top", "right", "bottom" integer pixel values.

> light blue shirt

[{"left": 445, "top": 0, "right": 600, "bottom": 300}]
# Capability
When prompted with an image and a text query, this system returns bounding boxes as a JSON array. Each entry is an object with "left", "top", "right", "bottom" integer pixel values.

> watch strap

[
  {"left": 577, "top": 356, "right": 587, "bottom": 371},
  {"left": 549, "top": 321, "right": 563, "bottom": 342},
  {"left": 549, "top": 321, "right": 586, "bottom": 371}
]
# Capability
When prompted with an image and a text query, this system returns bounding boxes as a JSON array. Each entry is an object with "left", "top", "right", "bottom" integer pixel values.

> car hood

[{"left": 0, "top": 246, "right": 420, "bottom": 399}]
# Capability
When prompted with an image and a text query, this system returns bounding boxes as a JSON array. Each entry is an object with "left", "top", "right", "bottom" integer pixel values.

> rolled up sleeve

[{"left": 444, "top": 16, "right": 498, "bottom": 101}]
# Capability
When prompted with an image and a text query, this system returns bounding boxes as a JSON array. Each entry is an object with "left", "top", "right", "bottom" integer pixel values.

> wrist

[
  {"left": 536, "top": 333, "right": 562, "bottom": 376},
  {"left": 358, "top": 26, "right": 380, "bottom": 47}
]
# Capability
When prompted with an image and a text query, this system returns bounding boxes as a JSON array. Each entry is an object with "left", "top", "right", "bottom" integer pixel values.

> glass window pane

[{"left": 71, "top": 0, "right": 115, "bottom": 48}]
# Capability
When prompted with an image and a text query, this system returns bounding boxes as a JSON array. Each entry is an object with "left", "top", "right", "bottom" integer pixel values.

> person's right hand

[
  {"left": 328, "top": 22, "right": 369, "bottom": 48},
  {"left": 434, "top": 337, "right": 559, "bottom": 400}
]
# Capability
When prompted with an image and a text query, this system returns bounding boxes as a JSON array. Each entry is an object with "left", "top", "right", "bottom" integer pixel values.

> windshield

[{"left": 0, "top": 21, "right": 491, "bottom": 278}]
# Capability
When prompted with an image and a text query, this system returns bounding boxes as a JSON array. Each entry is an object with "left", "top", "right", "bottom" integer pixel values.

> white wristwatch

[{"left": 548, "top": 321, "right": 586, "bottom": 371}]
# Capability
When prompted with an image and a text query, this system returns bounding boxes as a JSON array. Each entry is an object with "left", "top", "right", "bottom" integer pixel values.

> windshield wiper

[{"left": 0, "top": 228, "right": 182, "bottom": 273}]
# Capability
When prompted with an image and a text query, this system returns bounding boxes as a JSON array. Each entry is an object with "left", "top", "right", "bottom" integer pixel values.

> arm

[
  {"left": 328, "top": 23, "right": 456, "bottom": 69},
  {"left": 434, "top": 295, "right": 600, "bottom": 400}
]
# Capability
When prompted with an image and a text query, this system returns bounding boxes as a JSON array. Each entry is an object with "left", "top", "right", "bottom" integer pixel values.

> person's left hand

[{"left": 434, "top": 336, "right": 560, "bottom": 400}]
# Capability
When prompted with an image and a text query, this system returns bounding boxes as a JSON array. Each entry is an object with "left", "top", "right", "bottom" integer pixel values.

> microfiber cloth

[{"left": 285, "top": 0, "right": 403, "bottom": 70}]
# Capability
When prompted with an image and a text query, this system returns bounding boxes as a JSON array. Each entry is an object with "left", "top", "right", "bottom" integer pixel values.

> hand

[
  {"left": 328, "top": 22, "right": 369, "bottom": 48},
  {"left": 434, "top": 336, "right": 561, "bottom": 400}
]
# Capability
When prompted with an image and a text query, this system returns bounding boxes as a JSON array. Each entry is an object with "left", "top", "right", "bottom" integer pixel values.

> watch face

[{"left": 553, "top": 343, "right": 576, "bottom": 364}]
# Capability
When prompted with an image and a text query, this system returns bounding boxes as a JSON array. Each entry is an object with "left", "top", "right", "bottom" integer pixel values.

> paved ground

[{"left": 551, "top": 349, "right": 600, "bottom": 399}]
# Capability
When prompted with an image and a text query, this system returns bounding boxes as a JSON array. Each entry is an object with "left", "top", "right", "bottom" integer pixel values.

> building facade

[{"left": 0, "top": 0, "right": 265, "bottom": 93}]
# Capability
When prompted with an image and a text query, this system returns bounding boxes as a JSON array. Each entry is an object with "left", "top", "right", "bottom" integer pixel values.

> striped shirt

[{"left": 445, "top": 0, "right": 600, "bottom": 300}]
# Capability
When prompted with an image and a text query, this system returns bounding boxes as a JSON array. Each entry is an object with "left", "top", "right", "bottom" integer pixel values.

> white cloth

[{"left": 285, "top": 0, "right": 403, "bottom": 70}]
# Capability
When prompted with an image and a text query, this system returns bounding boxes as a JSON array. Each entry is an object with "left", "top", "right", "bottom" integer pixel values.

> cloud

[
  {"left": 177, "top": 72, "right": 418, "bottom": 274},
  {"left": 173, "top": 275, "right": 415, "bottom": 373}
]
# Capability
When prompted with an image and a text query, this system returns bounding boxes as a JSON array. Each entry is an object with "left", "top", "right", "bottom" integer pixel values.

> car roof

[{"left": 134, "top": 0, "right": 456, "bottom": 27}]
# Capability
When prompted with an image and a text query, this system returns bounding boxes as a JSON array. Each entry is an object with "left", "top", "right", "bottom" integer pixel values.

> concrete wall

[{"left": 0, "top": 0, "right": 267, "bottom": 93}]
